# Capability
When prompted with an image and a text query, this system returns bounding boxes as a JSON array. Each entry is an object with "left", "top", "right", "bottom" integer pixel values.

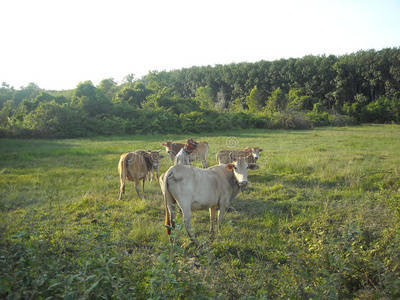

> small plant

[{"left": 148, "top": 217, "right": 213, "bottom": 299}]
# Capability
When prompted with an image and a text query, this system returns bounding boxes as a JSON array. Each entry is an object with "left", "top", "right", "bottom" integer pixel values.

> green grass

[{"left": 1, "top": 125, "right": 400, "bottom": 299}]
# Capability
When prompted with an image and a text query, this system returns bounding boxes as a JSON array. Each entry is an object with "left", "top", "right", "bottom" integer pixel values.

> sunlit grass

[{"left": 1, "top": 124, "right": 400, "bottom": 298}]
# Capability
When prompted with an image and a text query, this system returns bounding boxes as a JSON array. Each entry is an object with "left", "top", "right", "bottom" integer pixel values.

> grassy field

[{"left": 1, "top": 124, "right": 400, "bottom": 299}]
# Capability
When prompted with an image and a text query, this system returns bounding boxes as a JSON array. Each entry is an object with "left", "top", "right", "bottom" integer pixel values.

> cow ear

[
  {"left": 248, "top": 163, "right": 259, "bottom": 170},
  {"left": 161, "top": 142, "right": 167, "bottom": 146},
  {"left": 259, "top": 148, "right": 263, "bottom": 152},
  {"left": 225, "top": 163, "right": 234, "bottom": 171}
]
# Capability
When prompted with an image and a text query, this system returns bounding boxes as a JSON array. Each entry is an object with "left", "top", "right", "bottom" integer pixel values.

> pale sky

[{"left": 1, "top": 0, "right": 399, "bottom": 90}]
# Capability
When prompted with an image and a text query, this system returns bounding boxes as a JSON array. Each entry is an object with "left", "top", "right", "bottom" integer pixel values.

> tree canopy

[{"left": 1, "top": 48, "right": 399, "bottom": 138}]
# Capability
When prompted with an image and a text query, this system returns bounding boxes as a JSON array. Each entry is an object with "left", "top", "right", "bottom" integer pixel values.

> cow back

[
  {"left": 217, "top": 149, "right": 252, "bottom": 164},
  {"left": 165, "top": 164, "right": 237, "bottom": 210},
  {"left": 125, "top": 151, "right": 152, "bottom": 181},
  {"left": 188, "top": 141, "right": 209, "bottom": 161}
]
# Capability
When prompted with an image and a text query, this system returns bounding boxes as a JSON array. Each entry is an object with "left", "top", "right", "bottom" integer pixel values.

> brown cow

[
  {"left": 160, "top": 155, "right": 259, "bottom": 242},
  {"left": 216, "top": 147, "right": 263, "bottom": 164},
  {"left": 118, "top": 150, "right": 164, "bottom": 200},
  {"left": 161, "top": 140, "right": 209, "bottom": 168}
]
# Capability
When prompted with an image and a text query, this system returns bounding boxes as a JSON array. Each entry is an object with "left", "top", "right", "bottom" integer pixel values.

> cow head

[
  {"left": 225, "top": 155, "right": 259, "bottom": 187},
  {"left": 250, "top": 147, "right": 263, "bottom": 162},
  {"left": 145, "top": 149, "right": 164, "bottom": 170},
  {"left": 161, "top": 141, "right": 176, "bottom": 160},
  {"left": 161, "top": 141, "right": 173, "bottom": 153},
  {"left": 161, "top": 141, "right": 173, "bottom": 147}
]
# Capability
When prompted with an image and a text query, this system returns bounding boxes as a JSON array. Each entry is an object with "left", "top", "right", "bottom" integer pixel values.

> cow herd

[{"left": 118, "top": 139, "right": 263, "bottom": 242}]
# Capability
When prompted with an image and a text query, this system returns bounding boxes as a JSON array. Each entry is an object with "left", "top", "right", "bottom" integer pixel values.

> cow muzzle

[{"left": 238, "top": 181, "right": 248, "bottom": 187}]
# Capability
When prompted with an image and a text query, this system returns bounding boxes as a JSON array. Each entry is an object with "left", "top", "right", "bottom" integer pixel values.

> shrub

[
  {"left": 180, "top": 111, "right": 215, "bottom": 133},
  {"left": 23, "top": 102, "right": 89, "bottom": 138},
  {"left": 87, "top": 116, "right": 129, "bottom": 136},
  {"left": 328, "top": 113, "right": 359, "bottom": 126},
  {"left": 137, "top": 109, "right": 180, "bottom": 134},
  {"left": 342, "top": 102, "right": 360, "bottom": 119},
  {"left": 271, "top": 112, "right": 312, "bottom": 129},
  {"left": 360, "top": 96, "right": 395, "bottom": 123},
  {"left": 148, "top": 222, "right": 212, "bottom": 299},
  {"left": 306, "top": 111, "right": 330, "bottom": 126}
]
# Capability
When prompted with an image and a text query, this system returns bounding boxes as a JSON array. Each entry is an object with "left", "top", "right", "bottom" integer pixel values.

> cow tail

[
  {"left": 162, "top": 169, "right": 175, "bottom": 235},
  {"left": 118, "top": 154, "right": 128, "bottom": 200}
]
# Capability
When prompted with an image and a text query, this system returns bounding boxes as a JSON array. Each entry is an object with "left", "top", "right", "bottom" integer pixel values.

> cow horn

[
  {"left": 229, "top": 151, "right": 236, "bottom": 162},
  {"left": 157, "top": 149, "right": 161, "bottom": 153}
]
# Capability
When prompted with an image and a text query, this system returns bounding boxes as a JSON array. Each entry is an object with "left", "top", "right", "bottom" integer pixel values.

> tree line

[{"left": 1, "top": 47, "right": 399, "bottom": 138}]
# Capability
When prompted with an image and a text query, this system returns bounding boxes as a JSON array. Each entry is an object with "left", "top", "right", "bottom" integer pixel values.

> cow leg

[
  {"left": 183, "top": 210, "right": 193, "bottom": 238},
  {"left": 209, "top": 206, "right": 218, "bottom": 236},
  {"left": 168, "top": 151, "right": 175, "bottom": 162},
  {"left": 134, "top": 181, "right": 143, "bottom": 199},
  {"left": 217, "top": 201, "right": 228, "bottom": 232},
  {"left": 147, "top": 171, "right": 153, "bottom": 183},
  {"left": 202, "top": 160, "right": 209, "bottom": 169},
  {"left": 181, "top": 207, "right": 197, "bottom": 243}
]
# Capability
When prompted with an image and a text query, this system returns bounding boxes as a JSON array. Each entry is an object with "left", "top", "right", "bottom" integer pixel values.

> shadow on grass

[{"left": 250, "top": 170, "right": 349, "bottom": 190}]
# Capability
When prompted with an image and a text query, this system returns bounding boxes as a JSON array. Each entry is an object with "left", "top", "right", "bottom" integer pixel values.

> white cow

[
  {"left": 174, "top": 148, "right": 191, "bottom": 165},
  {"left": 160, "top": 155, "right": 259, "bottom": 242}
]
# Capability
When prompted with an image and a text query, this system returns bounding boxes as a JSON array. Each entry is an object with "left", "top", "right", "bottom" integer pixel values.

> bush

[
  {"left": 360, "top": 98, "right": 389, "bottom": 123},
  {"left": 359, "top": 96, "right": 398, "bottom": 123},
  {"left": 271, "top": 112, "right": 312, "bottom": 129},
  {"left": 306, "top": 111, "right": 330, "bottom": 126},
  {"left": 328, "top": 114, "right": 359, "bottom": 126},
  {"left": 214, "top": 113, "right": 237, "bottom": 131},
  {"left": 137, "top": 109, "right": 180, "bottom": 134},
  {"left": 23, "top": 102, "right": 90, "bottom": 138},
  {"left": 180, "top": 111, "right": 215, "bottom": 133},
  {"left": 86, "top": 116, "right": 129, "bottom": 136}
]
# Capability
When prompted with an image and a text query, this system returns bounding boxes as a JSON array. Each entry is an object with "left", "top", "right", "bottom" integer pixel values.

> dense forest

[{"left": 1, "top": 47, "right": 399, "bottom": 138}]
